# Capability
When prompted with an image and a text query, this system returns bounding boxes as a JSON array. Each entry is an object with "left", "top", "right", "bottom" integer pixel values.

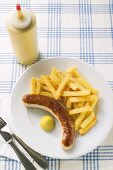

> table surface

[{"left": 0, "top": 0, "right": 113, "bottom": 169}]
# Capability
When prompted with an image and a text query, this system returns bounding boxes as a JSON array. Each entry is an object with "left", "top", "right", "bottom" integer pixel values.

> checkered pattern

[{"left": 0, "top": 0, "right": 113, "bottom": 169}]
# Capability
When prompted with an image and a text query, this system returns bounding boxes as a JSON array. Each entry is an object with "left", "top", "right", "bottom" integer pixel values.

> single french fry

[
  {"left": 36, "top": 79, "right": 41, "bottom": 94},
  {"left": 41, "top": 85, "right": 50, "bottom": 92},
  {"left": 55, "top": 74, "right": 70, "bottom": 99},
  {"left": 40, "top": 91, "right": 54, "bottom": 98},
  {"left": 77, "top": 78, "right": 99, "bottom": 94},
  {"left": 30, "top": 78, "right": 36, "bottom": 94},
  {"left": 57, "top": 71, "right": 63, "bottom": 80},
  {"left": 42, "top": 76, "right": 56, "bottom": 96},
  {"left": 69, "top": 106, "right": 93, "bottom": 115},
  {"left": 66, "top": 98, "right": 72, "bottom": 109},
  {"left": 67, "top": 82, "right": 78, "bottom": 90},
  {"left": 75, "top": 112, "right": 86, "bottom": 130},
  {"left": 74, "top": 102, "right": 89, "bottom": 130},
  {"left": 50, "top": 79, "right": 58, "bottom": 89},
  {"left": 62, "top": 90, "right": 91, "bottom": 97},
  {"left": 80, "top": 112, "right": 95, "bottom": 129},
  {"left": 67, "top": 67, "right": 81, "bottom": 78},
  {"left": 79, "top": 117, "right": 97, "bottom": 135},
  {"left": 90, "top": 98, "right": 98, "bottom": 108},
  {"left": 69, "top": 95, "right": 98, "bottom": 103},
  {"left": 50, "top": 67, "right": 61, "bottom": 86},
  {"left": 84, "top": 111, "right": 91, "bottom": 118}
]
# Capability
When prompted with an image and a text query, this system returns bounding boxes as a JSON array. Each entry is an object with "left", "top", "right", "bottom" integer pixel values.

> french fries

[
  {"left": 77, "top": 102, "right": 84, "bottom": 108},
  {"left": 90, "top": 98, "right": 98, "bottom": 108},
  {"left": 41, "top": 76, "right": 56, "bottom": 97},
  {"left": 50, "top": 67, "right": 61, "bottom": 86},
  {"left": 30, "top": 66, "right": 99, "bottom": 135},
  {"left": 76, "top": 78, "right": 99, "bottom": 94},
  {"left": 40, "top": 91, "right": 54, "bottom": 98},
  {"left": 80, "top": 111, "right": 95, "bottom": 129},
  {"left": 79, "top": 117, "right": 97, "bottom": 135},
  {"left": 75, "top": 102, "right": 89, "bottom": 130},
  {"left": 66, "top": 98, "right": 72, "bottom": 109},
  {"left": 69, "top": 95, "right": 98, "bottom": 103},
  {"left": 67, "top": 67, "right": 81, "bottom": 78},
  {"left": 41, "top": 84, "right": 50, "bottom": 92},
  {"left": 70, "top": 77, "right": 86, "bottom": 91},
  {"left": 55, "top": 74, "right": 70, "bottom": 99},
  {"left": 69, "top": 106, "right": 93, "bottom": 115},
  {"left": 36, "top": 79, "right": 41, "bottom": 94},
  {"left": 62, "top": 90, "right": 91, "bottom": 97},
  {"left": 30, "top": 78, "right": 36, "bottom": 94},
  {"left": 68, "top": 82, "right": 78, "bottom": 90}
]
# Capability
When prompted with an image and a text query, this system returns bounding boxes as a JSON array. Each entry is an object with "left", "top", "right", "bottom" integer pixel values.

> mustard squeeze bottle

[{"left": 5, "top": 4, "right": 38, "bottom": 65}]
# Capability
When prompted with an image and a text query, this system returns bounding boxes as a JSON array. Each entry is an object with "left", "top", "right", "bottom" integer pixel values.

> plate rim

[{"left": 10, "top": 57, "right": 113, "bottom": 159}]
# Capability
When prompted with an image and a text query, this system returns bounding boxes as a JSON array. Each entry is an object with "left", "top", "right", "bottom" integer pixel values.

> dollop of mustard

[{"left": 40, "top": 115, "right": 55, "bottom": 131}]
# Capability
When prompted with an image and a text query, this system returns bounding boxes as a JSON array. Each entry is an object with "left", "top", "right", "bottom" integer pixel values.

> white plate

[{"left": 10, "top": 57, "right": 113, "bottom": 159}]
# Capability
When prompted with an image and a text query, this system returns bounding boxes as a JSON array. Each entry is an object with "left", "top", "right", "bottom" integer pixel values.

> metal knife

[
  {"left": 0, "top": 131, "right": 37, "bottom": 170},
  {"left": 12, "top": 134, "right": 49, "bottom": 169}
]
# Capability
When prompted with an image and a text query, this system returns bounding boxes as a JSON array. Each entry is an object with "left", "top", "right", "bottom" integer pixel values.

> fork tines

[{"left": 0, "top": 117, "right": 6, "bottom": 129}]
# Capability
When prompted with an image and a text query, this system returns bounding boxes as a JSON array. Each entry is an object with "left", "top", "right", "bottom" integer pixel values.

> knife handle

[
  {"left": 13, "top": 134, "right": 49, "bottom": 169},
  {"left": 9, "top": 141, "right": 37, "bottom": 170}
]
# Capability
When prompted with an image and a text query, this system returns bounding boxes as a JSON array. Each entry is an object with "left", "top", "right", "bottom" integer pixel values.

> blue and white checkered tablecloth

[{"left": 0, "top": 0, "right": 113, "bottom": 169}]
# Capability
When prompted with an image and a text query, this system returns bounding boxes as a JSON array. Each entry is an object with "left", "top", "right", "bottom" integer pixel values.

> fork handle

[
  {"left": 9, "top": 141, "right": 37, "bottom": 170},
  {"left": 13, "top": 134, "right": 49, "bottom": 169}
]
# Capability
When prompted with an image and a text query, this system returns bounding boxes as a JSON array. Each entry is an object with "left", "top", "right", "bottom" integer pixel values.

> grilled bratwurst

[{"left": 22, "top": 94, "right": 76, "bottom": 150}]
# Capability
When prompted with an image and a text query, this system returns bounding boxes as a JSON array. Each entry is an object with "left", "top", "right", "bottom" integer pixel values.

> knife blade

[{"left": 0, "top": 131, "right": 12, "bottom": 142}]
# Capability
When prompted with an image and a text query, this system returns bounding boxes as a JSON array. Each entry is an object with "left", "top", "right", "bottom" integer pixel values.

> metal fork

[
  {"left": 0, "top": 117, "right": 37, "bottom": 170},
  {"left": 0, "top": 117, "right": 49, "bottom": 169}
]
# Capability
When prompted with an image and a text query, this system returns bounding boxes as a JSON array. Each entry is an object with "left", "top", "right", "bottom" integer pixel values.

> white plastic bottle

[{"left": 5, "top": 4, "right": 38, "bottom": 65}]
